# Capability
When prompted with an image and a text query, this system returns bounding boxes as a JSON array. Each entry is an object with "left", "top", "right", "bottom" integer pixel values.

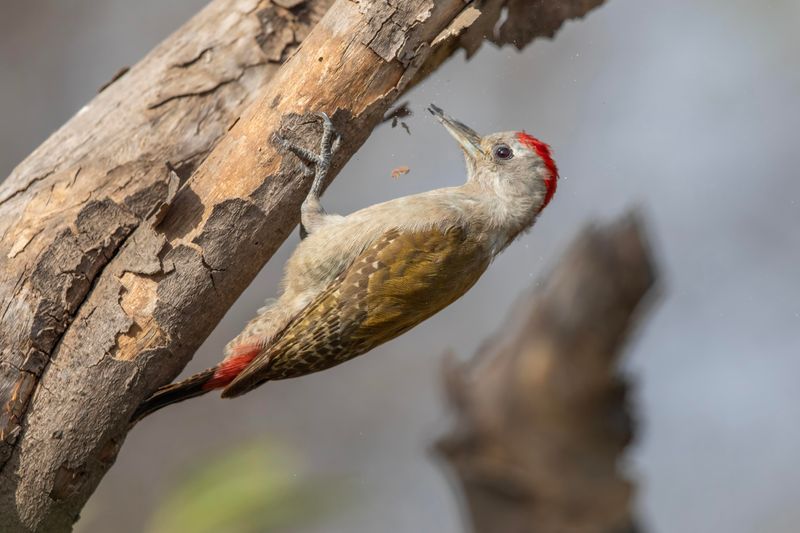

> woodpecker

[{"left": 133, "top": 105, "right": 558, "bottom": 421}]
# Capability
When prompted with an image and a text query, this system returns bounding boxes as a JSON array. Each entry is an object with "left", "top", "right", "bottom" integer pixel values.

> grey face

[
  {"left": 478, "top": 132, "right": 548, "bottom": 177},
  {"left": 428, "top": 104, "right": 547, "bottom": 178}
]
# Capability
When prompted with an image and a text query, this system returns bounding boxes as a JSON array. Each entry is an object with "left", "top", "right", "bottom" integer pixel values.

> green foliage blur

[{"left": 143, "top": 439, "right": 344, "bottom": 533}]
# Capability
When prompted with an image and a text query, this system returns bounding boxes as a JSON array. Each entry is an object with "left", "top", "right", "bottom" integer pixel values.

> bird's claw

[
  {"left": 274, "top": 112, "right": 342, "bottom": 206},
  {"left": 273, "top": 112, "right": 340, "bottom": 169},
  {"left": 314, "top": 112, "right": 341, "bottom": 166}
]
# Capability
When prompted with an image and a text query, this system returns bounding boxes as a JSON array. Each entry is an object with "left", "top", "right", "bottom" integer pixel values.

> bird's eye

[{"left": 493, "top": 144, "right": 513, "bottom": 160}]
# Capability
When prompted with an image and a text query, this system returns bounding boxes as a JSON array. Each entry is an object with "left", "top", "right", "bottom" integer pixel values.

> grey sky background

[{"left": 2, "top": 0, "right": 799, "bottom": 532}]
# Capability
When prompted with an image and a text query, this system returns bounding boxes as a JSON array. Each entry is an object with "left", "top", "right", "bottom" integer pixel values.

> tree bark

[
  {"left": 437, "top": 213, "right": 656, "bottom": 533},
  {"left": 0, "top": 0, "right": 605, "bottom": 530}
]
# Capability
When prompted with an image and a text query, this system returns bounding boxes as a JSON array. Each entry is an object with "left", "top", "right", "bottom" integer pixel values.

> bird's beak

[{"left": 428, "top": 104, "right": 483, "bottom": 160}]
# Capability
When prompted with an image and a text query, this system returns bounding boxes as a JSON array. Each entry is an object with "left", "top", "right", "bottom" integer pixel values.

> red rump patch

[
  {"left": 517, "top": 132, "right": 559, "bottom": 210},
  {"left": 203, "top": 341, "right": 262, "bottom": 390}
]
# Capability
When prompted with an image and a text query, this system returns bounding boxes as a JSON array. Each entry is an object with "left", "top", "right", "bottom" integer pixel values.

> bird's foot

[{"left": 273, "top": 112, "right": 341, "bottom": 181}]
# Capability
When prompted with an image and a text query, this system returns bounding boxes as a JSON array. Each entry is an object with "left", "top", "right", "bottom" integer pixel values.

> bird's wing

[{"left": 222, "top": 225, "right": 489, "bottom": 397}]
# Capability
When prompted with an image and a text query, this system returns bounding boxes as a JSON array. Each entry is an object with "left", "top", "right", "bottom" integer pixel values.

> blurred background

[{"left": 2, "top": 0, "right": 799, "bottom": 531}]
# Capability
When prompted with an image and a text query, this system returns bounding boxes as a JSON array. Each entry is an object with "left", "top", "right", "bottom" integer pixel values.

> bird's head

[{"left": 428, "top": 104, "right": 558, "bottom": 216}]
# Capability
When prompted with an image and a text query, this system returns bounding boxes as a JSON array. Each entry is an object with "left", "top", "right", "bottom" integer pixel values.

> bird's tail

[
  {"left": 131, "top": 368, "right": 216, "bottom": 423},
  {"left": 131, "top": 341, "right": 263, "bottom": 423}
]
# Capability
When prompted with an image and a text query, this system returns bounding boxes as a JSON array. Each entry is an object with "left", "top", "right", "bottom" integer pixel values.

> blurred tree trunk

[
  {"left": 0, "top": 0, "right": 606, "bottom": 530},
  {"left": 437, "top": 213, "right": 656, "bottom": 533}
]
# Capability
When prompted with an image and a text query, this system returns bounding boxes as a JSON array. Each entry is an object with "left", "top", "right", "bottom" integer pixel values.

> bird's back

[
  {"left": 282, "top": 186, "right": 481, "bottom": 298},
  {"left": 222, "top": 222, "right": 490, "bottom": 395}
]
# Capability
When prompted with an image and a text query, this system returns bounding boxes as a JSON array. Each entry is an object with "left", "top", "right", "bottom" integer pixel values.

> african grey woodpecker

[{"left": 133, "top": 104, "right": 559, "bottom": 421}]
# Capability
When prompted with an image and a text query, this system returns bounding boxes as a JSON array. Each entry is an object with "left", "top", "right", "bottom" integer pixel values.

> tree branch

[
  {"left": 437, "top": 213, "right": 656, "bottom": 533},
  {"left": 0, "top": 0, "right": 607, "bottom": 530},
  {"left": 0, "top": 0, "right": 334, "bottom": 480}
]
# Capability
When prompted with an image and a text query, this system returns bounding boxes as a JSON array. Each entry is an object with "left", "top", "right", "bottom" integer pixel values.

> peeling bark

[
  {"left": 0, "top": 1, "right": 335, "bottom": 530},
  {"left": 436, "top": 213, "right": 656, "bottom": 533},
  {"left": 0, "top": 0, "right": 607, "bottom": 530}
]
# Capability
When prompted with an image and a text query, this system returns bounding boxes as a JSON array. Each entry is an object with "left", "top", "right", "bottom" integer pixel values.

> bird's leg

[{"left": 273, "top": 112, "right": 341, "bottom": 238}]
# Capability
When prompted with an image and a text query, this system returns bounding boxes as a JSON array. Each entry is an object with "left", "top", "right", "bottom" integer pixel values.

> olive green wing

[{"left": 221, "top": 225, "right": 489, "bottom": 398}]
